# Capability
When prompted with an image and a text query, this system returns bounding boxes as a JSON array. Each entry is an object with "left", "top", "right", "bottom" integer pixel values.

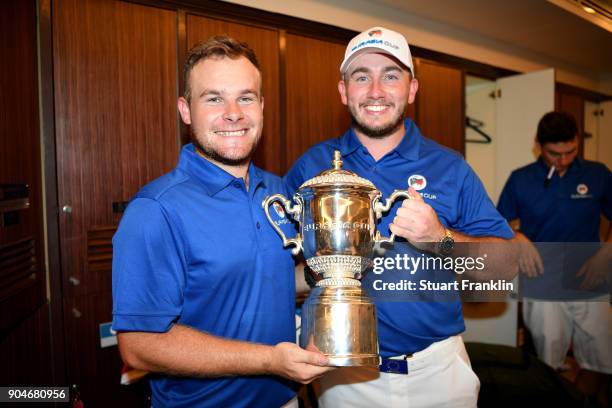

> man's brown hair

[{"left": 183, "top": 35, "right": 260, "bottom": 102}]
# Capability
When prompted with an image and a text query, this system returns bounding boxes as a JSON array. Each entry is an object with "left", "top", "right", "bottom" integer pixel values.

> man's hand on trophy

[
  {"left": 267, "top": 342, "right": 334, "bottom": 384},
  {"left": 389, "top": 187, "right": 445, "bottom": 250}
]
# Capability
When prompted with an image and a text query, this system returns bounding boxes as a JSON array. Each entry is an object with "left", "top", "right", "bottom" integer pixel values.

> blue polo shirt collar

[
  {"left": 177, "top": 143, "right": 264, "bottom": 196},
  {"left": 339, "top": 118, "right": 421, "bottom": 161}
]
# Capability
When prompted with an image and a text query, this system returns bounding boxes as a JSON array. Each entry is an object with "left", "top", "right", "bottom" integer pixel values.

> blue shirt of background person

[{"left": 498, "top": 111, "right": 612, "bottom": 296}]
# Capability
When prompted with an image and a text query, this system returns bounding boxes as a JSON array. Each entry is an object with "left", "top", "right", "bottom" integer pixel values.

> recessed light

[{"left": 582, "top": 6, "right": 596, "bottom": 13}]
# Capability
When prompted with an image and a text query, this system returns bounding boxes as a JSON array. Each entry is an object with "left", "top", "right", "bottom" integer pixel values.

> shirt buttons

[
  {"left": 232, "top": 180, "right": 241, "bottom": 188},
  {"left": 256, "top": 222, "right": 261, "bottom": 229}
]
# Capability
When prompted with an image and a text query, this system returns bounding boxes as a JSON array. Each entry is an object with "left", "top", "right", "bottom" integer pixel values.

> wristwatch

[{"left": 438, "top": 228, "right": 455, "bottom": 256}]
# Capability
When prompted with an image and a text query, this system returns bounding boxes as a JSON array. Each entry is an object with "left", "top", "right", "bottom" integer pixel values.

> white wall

[
  {"left": 465, "top": 79, "right": 497, "bottom": 198},
  {"left": 585, "top": 100, "right": 612, "bottom": 170},
  {"left": 222, "top": 0, "right": 606, "bottom": 94},
  {"left": 464, "top": 78, "right": 518, "bottom": 348}
]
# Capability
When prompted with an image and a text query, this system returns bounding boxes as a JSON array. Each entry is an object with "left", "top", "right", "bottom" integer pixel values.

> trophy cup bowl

[{"left": 263, "top": 151, "right": 410, "bottom": 366}]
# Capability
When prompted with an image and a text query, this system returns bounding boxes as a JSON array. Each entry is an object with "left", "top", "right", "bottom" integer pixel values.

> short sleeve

[
  {"left": 497, "top": 173, "right": 519, "bottom": 222},
  {"left": 112, "top": 198, "right": 186, "bottom": 333},
  {"left": 455, "top": 164, "right": 514, "bottom": 239}
]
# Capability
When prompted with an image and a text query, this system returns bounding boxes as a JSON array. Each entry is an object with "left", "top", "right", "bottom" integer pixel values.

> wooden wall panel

[
  {"left": 0, "top": 303, "right": 53, "bottom": 385},
  {"left": 186, "top": 14, "right": 282, "bottom": 174},
  {"left": 284, "top": 34, "right": 351, "bottom": 169},
  {"left": 53, "top": 0, "right": 179, "bottom": 297},
  {"left": 0, "top": 0, "right": 53, "bottom": 388},
  {"left": 63, "top": 292, "right": 149, "bottom": 406},
  {"left": 0, "top": 0, "right": 46, "bottom": 326},
  {"left": 414, "top": 58, "right": 465, "bottom": 154}
]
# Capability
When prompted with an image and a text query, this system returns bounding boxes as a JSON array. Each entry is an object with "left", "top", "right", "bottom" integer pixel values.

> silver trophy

[{"left": 263, "top": 151, "right": 410, "bottom": 366}]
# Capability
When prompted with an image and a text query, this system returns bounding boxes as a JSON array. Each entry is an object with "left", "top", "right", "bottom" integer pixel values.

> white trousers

[
  {"left": 319, "top": 336, "right": 479, "bottom": 408},
  {"left": 522, "top": 299, "right": 612, "bottom": 373}
]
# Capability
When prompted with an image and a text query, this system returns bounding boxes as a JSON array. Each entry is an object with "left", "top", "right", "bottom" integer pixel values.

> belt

[
  {"left": 379, "top": 356, "right": 410, "bottom": 374},
  {"left": 379, "top": 336, "right": 460, "bottom": 375}
]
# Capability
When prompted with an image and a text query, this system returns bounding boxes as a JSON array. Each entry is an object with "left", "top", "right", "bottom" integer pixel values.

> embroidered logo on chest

[
  {"left": 571, "top": 183, "right": 592, "bottom": 199},
  {"left": 272, "top": 202, "right": 286, "bottom": 218},
  {"left": 408, "top": 174, "right": 427, "bottom": 191}
]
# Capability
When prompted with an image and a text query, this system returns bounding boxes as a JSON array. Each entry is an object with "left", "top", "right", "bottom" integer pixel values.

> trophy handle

[
  {"left": 373, "top": 189, "right": 411, "bottom": 244},
  {"left": 262, "top": 194, "right": 303, "bottom": 255}
]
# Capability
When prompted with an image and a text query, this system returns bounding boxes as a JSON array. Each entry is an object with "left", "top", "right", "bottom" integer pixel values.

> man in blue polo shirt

[
  {"left": 498, "top": 111, "right": 611, "bottom": 405},
  {"left": 285, "top": 27, "right": 516, "bottom": 407},
  {"left": 112, "top": 36, "right": 331, "bottom": 408}
]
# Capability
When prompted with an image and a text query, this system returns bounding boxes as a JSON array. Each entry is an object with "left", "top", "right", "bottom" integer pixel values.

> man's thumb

[{"left": 408, "top": 186, "right": 422, "bottom": 200}]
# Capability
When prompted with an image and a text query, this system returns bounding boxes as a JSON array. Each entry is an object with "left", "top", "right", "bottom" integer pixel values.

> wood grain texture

[
  {"left": 284, "top": 34, "right": 351, "bottom": 169},
  {"left": 0, "top": 0, "right": 46, "bottom": 328},
  {"left": 53, "top": 0, "right": 179, "bottom": 297},
  {"left": 63, "top": 292, "right": 149, "bottom": 407},
  {"left": 0, "top": 303, "right": 53, "bottom": 386},
  {"left": 0, "top": 0, "right": 52, "bottom": 386},
  {"left": 186, "top": 14, "right": 282, "bottom": 174},
  {"left": 414, "top": 58, "right": 465, "bottom": 154}
]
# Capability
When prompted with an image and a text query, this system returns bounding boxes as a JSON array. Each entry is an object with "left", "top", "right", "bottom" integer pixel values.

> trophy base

[
  {"left": 300, "top": 284, "right": 379, "bottom": 367},
  {"left": 327, "top": 355, "right": 381, "bottom": 367}
]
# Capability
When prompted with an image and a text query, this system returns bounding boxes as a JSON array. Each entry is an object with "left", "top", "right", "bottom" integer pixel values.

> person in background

[
  {"left": 285, "top": 26, "right": 516, "bottom": 408},
  {"left": 112, "top": 36, "right": 332, "bottom": 408},
  {"left": 498, "top": 111, "right": 611, "bottom": 406}
]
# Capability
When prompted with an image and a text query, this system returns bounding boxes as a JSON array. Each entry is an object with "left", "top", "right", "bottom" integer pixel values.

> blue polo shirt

[
  {"left": 498, "top": 157, "right": 612, "bottom": 242},
  {"left": 497, "top": 157, "right": 611, "bottom": 299},
  {"left": 285, "top": 119, "right": 513, "bottom": 356},
  {"left": 112, "top": 144, "right": 297, "bottom": 408}
]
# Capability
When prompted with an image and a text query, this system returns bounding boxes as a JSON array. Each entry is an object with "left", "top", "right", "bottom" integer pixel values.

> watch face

[{"left": 439, "top": 236, "right": 454, "bottom": 255}]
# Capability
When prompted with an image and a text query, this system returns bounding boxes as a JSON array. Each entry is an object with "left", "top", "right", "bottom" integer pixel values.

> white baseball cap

[{"left": 340, "top": 27, "right": 414, "bottom": 76}]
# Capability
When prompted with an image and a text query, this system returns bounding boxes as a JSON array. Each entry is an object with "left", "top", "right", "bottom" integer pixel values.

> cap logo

[
  {"left": 368, "top": 29, "right": 383, "bottom": 37},
  {"left": 408, "top": 175, "right": 427, "bottom": 191},
  {"left": 576, "top": 184, "right": 588, "bottom": 195},
  {"left": 272, "top": 202, "right": 286, "bottom": 218},
  {"left": 351, "top": 38, "right": 382, "bottom": 52}
]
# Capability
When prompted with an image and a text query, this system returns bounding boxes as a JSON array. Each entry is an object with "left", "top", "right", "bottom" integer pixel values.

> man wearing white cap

[{"left": 285, "top": 27, "right": 516, "bottom": 407}]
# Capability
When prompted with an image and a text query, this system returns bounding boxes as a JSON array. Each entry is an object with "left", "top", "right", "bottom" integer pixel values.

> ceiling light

[{"left": 583, "top": 6, "right": 596, "bottom": 13}]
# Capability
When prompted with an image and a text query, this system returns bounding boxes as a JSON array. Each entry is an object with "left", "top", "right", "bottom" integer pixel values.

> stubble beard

[
  {"left": 349, "top": 101, "right": 406, "bottom": 139},
  {"left": 192, "top": 132, "right": 260, "bottom": 167}
]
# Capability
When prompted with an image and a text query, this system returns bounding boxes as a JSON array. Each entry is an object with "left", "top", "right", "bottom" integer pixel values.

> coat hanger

[{"left": 466, "top": 116, "right": 492, "bottom": 144}]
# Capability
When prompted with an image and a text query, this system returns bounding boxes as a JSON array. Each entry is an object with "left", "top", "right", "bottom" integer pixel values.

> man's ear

[
  {"left": 533, "top": 136, "right": 542, "bottom": 157},
  {"left": 407, "top": 78, "right": 419, "bottom": 104},
  {"left": 177, "top": 97, "right": 192, "bottom": 125},
  {"left": 338, "top": 79, "right": 348, "bottom": 106}
]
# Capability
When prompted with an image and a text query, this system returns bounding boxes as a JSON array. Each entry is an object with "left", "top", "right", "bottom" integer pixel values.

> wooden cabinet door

[
  {"left": 414, "top": 58, "right": 465, "bottom": 154},
  {"left": 53, "top": 0, "right": 179, "bottom": 404},
  {"left": 284, "top": 34, "right": 351, "bottom": 169},
  {"left": 186, "top": 15, "right": 282, "bottom": 174},
  {"left": 54, "top": 0, "right": 179, "bottom": 297},
  {"left": 556, "top": 89, "right": 585, "bottom": 155}
]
